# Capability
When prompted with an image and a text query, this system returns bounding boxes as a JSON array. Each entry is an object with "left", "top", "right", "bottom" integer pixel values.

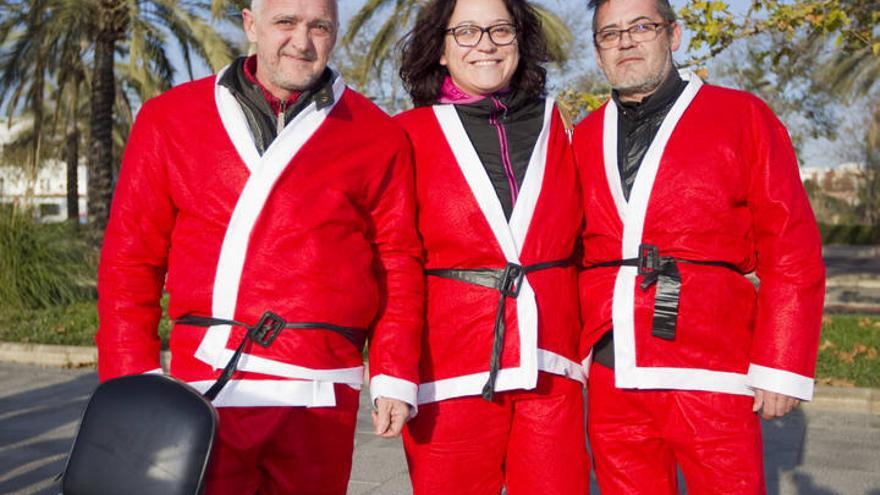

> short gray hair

[
  {"left": 249, "top": 0, "right": 339, "bottom": 22},
  {"left": 588, "top": 0, "right": 676, "bottom": 35}
]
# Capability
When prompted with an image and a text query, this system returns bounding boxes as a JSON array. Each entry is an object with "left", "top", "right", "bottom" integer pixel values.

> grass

[
  {"left": 0, "top": 298, "right": 171, "bottom": 349},
  {"left": 0, "top": 305, "right": 877, "bottom": 388},
  {"left": 815, "top": 314, "right": 880, "bottom": 388}
]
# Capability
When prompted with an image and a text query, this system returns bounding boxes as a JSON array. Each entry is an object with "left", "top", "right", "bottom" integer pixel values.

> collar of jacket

[
  {"left": 612, "top": 68, "right": 686, "bottom": 122},
  {"left": 219, "top": 56, "right": 336, "bottom": 117},
  {"left": 453, "top": 89, "right": 543, "bottom": 120}
]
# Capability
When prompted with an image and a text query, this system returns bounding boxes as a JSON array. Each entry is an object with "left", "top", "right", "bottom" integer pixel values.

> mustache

[{"left": 279, "top": 50, "right": 317, "bottom": 62}]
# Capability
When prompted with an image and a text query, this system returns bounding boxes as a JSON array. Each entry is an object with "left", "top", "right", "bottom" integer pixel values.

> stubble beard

[
  {"left": 268, "top": 68, "right": 323, "bottom": 93},
  {"left": 608, "top": 52, "right": 675, "bottom": 101},
  {"left": 266, "top": 49, "right": 325, "bottom": 93}
]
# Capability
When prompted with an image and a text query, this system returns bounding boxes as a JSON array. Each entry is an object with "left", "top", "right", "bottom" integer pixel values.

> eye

[
  {"left": 632, "top": 23, "right": 655, "bottom": 33},
  {"left": 491, "top": 25, "right": 514, "bottom": 36},
  {"left": 597, "top": 29, "right": 619, "bottom": 42},
  {"left": 456, "top": 25, "right": 480, "bottom": 37}
]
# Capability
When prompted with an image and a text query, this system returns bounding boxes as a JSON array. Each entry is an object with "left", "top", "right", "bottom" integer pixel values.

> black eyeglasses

[
  {"left": 594, "top": 22, "right": 669, "bottom": 49},
  {"left": 445, "top": 23, "right": 517, "bottom": 47}
]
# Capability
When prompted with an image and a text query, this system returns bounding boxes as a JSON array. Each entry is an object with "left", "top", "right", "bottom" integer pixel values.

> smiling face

[
  {"left": 440, "top": 0, "right": 520, "bottom": 97},
  {"left": 593, "top": 0, "right": 681, "bottom": 102},
  {"left": 242, "top": 0, "right": 337, "bottom": 99}
]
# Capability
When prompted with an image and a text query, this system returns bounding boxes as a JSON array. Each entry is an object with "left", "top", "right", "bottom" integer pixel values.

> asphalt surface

[{"left": 1, "top": 363, "right": 878, "bottom": 495}]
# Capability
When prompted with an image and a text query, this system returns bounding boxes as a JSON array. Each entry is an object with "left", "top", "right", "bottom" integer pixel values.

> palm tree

[
  {"left": 342, "top": 0, "right": 573, "bottom": 90},
  {"left": 88, "top": 0, "right": 239, "bottom": 229},
  {"left": 1, "top": 0, "right": 239, "bottom": 229},
  {"left": 0, "top": 0, "right": 53, "bottom": 199}
]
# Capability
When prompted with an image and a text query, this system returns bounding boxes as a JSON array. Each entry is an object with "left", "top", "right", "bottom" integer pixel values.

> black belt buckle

[
  {"left": 638, "top": 244, "right": 659, "bottom": 276},
  {"left": 500, "top": 263, "right": 525, "bottom": 298},
  {"left": 249, "top": 311, "right": 286, "bottom": 348}
]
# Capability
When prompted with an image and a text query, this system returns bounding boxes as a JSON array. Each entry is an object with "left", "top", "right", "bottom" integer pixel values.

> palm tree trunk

[
  {"left": 66, "top": 78, "right": 81, "bottom": 225},
  {"left": 87, "top": 1, "right": 126, "bottom": 229}
]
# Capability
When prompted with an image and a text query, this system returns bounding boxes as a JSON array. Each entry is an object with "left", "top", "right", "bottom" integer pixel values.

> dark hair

[
  {"left": 587, "top": 0, "right": 676, "bottom": 36},
  {"left": 399, "top": 0, "right": 549, "bottom": 107}
]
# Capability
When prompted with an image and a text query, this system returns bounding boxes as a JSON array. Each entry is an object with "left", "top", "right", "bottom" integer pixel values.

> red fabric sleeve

[
  {"left": 96, "top": 99, "right": 176, "bottom": 381},
  {"left": 746, "top": 97, "right": 825, "bottom": 387},
  {"left": 365, "top": 128, "right": 425, "bottom": 398}
]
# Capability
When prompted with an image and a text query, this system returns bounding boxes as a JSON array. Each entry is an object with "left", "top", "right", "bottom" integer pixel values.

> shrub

[
  {"left": 0, "top": 204, "right": 97, "bottom": 309},
  {"left": 818, "top": 223, "right": 880, "bottom": 245}
]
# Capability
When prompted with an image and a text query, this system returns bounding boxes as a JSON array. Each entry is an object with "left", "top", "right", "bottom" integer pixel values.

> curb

[
  {"left": 2, "top": 342, "right": 878, "bottom": 416},
  {"left": 0, "top": 342, "right": 170, "bottom": 370}
]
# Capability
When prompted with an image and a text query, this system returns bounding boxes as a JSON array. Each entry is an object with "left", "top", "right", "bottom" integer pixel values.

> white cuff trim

[
  {"left": 370, "top": 374, "right": 419, "bottom": 418},
  {"left": 747, "top": 364, "right": 815, "bottom": 401}
]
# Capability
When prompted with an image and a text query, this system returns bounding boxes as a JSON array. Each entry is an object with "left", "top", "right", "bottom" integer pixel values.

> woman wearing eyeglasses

[{"left": 393, "top": 0, "right": 589, "bottom": 493}]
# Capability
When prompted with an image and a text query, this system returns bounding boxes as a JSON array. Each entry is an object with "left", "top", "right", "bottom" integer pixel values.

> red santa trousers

[
  {"left": 587, "top": 362, "right": 765, "bottom": 495},
  {"left": 403, "top": 373, "right": 589, "bottom": 495},
  {"left": 202, "top": 384, "right": 360, "bottom": 495}
]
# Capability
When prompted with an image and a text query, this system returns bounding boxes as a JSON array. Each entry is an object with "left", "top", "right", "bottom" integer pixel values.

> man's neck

[
  {"left": 615, "top": 66, "right": 677, "bottom": 104},
  {"left": 255, "top": 70, "right": 294, "bottom": 101}
]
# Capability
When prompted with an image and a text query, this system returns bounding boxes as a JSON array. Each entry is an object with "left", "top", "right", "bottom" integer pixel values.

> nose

[
  {"left": 289, "top": 22, "right": 314, "bottom": 53},
  {"left": 475, "top": 30, "right": 497, "bottom": 52},
  {"left": 618, "top": 30, "right": 637, "bottom": 49}
]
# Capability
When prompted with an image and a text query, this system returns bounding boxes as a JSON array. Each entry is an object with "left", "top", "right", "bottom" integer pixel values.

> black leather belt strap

[
  {"left": 426, "top": 258, "right": 571, "bottom": 401},
  {"left": 584, "top": 244, "right": 743, "bottom": 341},
  {"left": 177, "top": 312, "right": 368, "bottom": 401}
]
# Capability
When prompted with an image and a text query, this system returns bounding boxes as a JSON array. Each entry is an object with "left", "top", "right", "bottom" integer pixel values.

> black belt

[
  {"left": 426, "top": 258, "right": 572, "bottom": 401},
  {"left": 177, "top": 312, "right": 368, "bottom": 400},
  {"left": 584, "top": 243, "right": 743, "bottom": 341}
]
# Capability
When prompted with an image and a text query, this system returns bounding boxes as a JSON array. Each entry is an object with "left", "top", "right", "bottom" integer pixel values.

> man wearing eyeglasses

[{"left": 573, "top": 0, "right": 825, "bottom": 493}]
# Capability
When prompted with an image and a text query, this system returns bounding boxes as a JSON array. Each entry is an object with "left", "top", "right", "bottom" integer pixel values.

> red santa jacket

[
  {"left": 574, "top": 71, "right": 825, "bottom": 401},
  {"left": 97, "top": 69, "right": 424, "bottom": 408},
  {"left": 396, "top": 98, "right": 586, "bottom": 405}
]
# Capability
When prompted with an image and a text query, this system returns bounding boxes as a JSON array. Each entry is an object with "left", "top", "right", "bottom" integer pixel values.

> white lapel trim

[
  {"left": 214, "top": 65, "right": 261, "bottom": 173},
  {"left": 621, "top": 71, "right": 702, "bottom": 258},
  {"left": 195, "top": 71, "right": 347, "bottom": 372},
  {"left": 429, "top": 99, "right": 560, "bottom": 395},
  {"left": 602, "top": 102, "right": 627, "bottom": 220},
  {"left": 432, "top": 104, "right": 518, "bottom": 260}
]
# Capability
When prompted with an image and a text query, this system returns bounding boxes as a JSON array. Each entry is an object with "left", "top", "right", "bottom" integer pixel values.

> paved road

[{"left": 1, "top": 363, "right": 878, "bottom": 495}]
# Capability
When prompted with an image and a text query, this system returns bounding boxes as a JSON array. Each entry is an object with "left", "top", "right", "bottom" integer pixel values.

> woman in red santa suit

[{"left": 395, "top": 0, "right": 589, "bottom": 493}]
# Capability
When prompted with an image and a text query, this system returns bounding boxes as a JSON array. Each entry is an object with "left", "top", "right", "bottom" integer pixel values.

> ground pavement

[{"left": 0, "top": 362, "right": 878, "bottom": 495}]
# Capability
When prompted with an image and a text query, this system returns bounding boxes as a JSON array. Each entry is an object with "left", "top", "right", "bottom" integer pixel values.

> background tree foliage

[{"left": 0, "top": 0, "right": 240, "bottom": 229}]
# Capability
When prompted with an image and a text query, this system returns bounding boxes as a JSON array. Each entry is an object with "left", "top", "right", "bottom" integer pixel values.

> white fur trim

[
  {"left": 602, "top": 101, "right": 627, "bottom": 220},
  {"left": 747, "top": 364, "right": 814, "bottom": 401},
  {"left": 370, "top": 374, "right": 419, "bottom": 418},
  {"left": 188, "top": 379, "right": 344, "bottom": 407},
  {"left": 417, "top": 367, "right": 531, "bottom": 404},
  {"left": 615, "top": 366, "right": 753, "bottom": 397}
]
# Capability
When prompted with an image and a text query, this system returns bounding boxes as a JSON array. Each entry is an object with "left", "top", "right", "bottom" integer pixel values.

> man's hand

[
  {"left": 372, "top": 397, "right": 410, "bottom": 438},
  {"left": 753, "top": 389, "right": 800, "bottom": 420}
]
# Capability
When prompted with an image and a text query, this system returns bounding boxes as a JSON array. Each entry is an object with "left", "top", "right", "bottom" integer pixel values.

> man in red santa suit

[
  {"left": 96, "top": 0, "right": 423, "bottom": 493},
  {"left": 574, "top": 0, "right": 825, "bottom": 493}
]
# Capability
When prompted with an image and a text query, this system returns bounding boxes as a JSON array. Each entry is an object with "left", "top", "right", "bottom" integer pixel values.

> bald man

[{"left": 97, "top": 1, "right": 423, "bottom": 493}]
